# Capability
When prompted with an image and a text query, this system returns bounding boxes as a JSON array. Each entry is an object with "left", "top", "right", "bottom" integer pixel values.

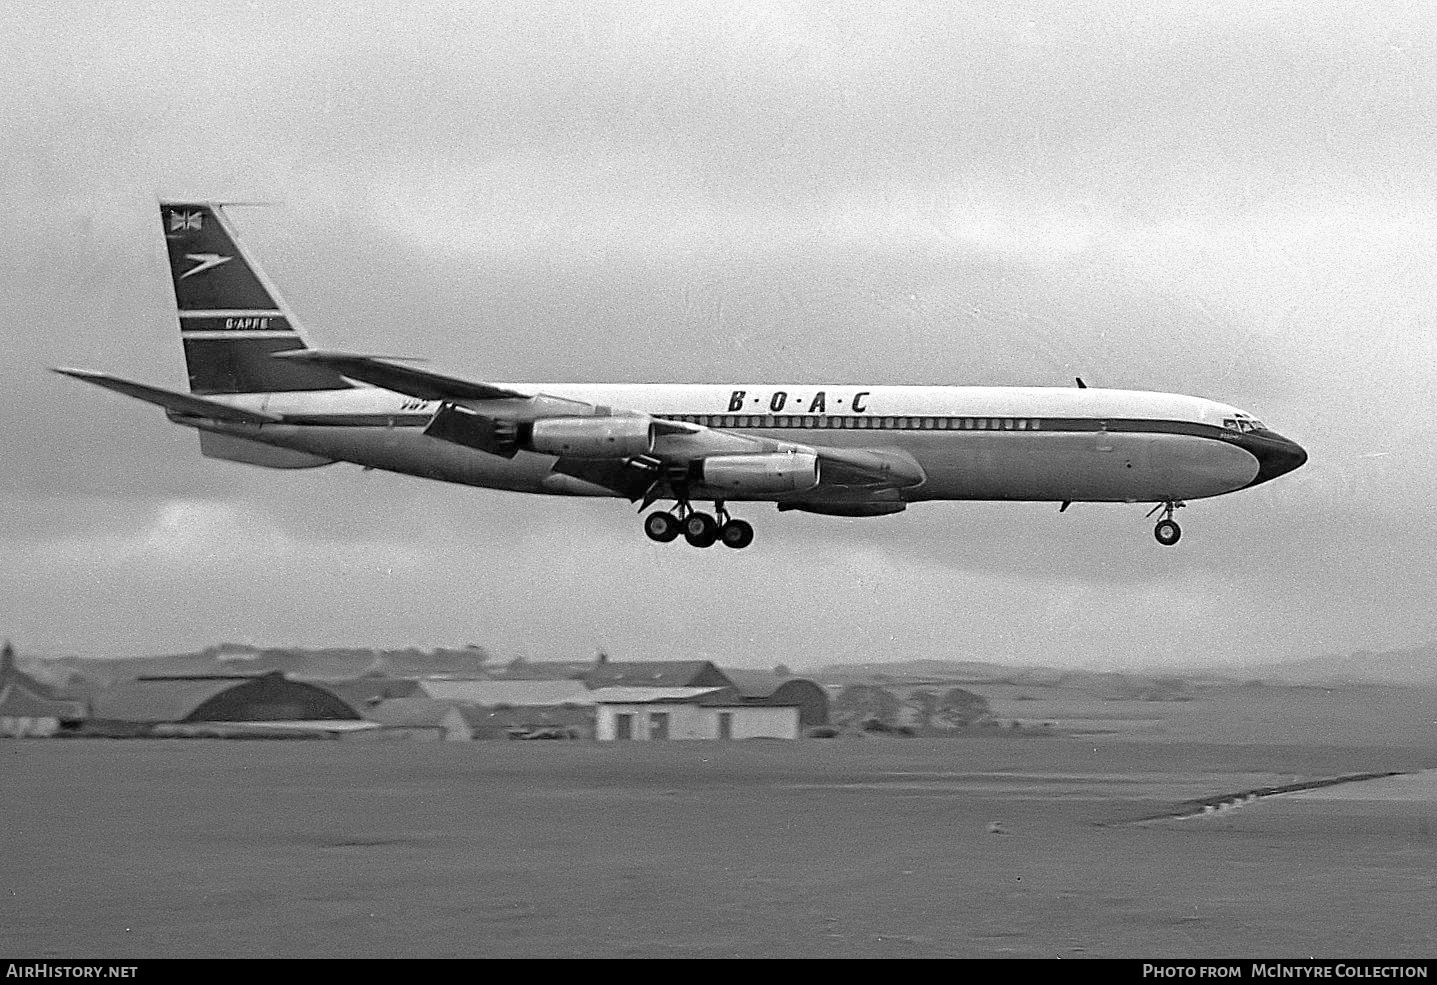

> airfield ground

[{"left": 3, "top": 685, "right": 1436, "bottom": 959}]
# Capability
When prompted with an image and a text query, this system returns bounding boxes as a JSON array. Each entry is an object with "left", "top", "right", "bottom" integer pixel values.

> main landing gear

[
  {"left": 644, "top": 500, "right": 754, "bottom": 550},
  {"left": 1146, "top": 500, "right": 1186, "bottom": 546}
]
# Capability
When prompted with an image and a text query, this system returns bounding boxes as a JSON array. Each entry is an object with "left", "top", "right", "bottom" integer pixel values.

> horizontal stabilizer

[
  {"left": 273, "top": 351, "right": 529, "bottom": 402},
  {"left": 199, "top": 431, "right": 335, "bottom": 469},
  {"left": 52, "top": 368, "right": 278, "bottom": 424}
]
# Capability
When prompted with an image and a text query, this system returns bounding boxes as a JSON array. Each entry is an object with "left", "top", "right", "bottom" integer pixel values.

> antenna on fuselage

[{"left": 1075, "top": 377, "right": 1087, "bottom": 389}]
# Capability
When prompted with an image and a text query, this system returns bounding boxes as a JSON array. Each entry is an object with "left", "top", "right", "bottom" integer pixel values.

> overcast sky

[{"left": 2, "top": 1, "right": 1434, "bottom": 668}]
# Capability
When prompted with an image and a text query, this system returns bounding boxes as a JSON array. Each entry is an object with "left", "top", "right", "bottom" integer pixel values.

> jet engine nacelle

[
  {"left": 693, "top": 452, "right": 821, "bottom": 495},
  {"left": 525, "top": 416, "right": 655, "bottom": 459}
]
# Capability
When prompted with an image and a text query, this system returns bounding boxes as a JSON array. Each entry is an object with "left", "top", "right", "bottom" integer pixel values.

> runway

[{"left": 3, "top": 738, "right": 1435, "bottom": 958}]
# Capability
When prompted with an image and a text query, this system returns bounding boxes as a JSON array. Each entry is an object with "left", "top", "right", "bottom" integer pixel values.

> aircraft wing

[
  {"left": 552, "top": 436, "right": 925, "bottom": 505},
  {"left": 52, "top": 368, "right": 279, "bottom": 424},
  {"left": 282, "top": 353, "right": 927, "bottom": 502},
  {"left": 273, "top": 350, "right": 531, "bottom": 401}
]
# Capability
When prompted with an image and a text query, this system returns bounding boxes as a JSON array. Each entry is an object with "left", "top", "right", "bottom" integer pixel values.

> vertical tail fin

[{"left": 160, "top": 202, "right": 352, "bottom": 394}]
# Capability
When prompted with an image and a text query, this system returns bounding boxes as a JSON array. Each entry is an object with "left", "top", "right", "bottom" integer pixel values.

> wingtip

[{"left": 52, "top": 366, "right": 101, "bottom": 380}]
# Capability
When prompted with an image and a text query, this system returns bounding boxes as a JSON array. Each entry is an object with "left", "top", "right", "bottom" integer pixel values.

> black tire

[
  {"left": 683, "top": 512, "right": 718, "bottom": 547},
  {"left": 719, "top": 519, "right": 755, "bottom": 549},
  {"left": 644, "top": 511, "right": 680, "bottom": 543},
  {"left": 1154, "top": 519, "right": 1182, "bottom": 546}
]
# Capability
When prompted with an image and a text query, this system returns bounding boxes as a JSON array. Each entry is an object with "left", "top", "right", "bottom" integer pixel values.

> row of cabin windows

[{"left": 660, "top": 414, "right": 1042, "bottom": 431}]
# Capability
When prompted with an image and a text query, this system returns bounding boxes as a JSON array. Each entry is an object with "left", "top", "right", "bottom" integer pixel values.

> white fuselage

[{"left": 205, "top": 383, "right": 1269, "bottom": 505}]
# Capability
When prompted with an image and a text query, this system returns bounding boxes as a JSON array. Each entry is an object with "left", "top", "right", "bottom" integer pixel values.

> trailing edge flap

[
  {"left": 52, "top": 368, "right": 278, "bottom": 424},
  {"left": 809, "top": 446, "right": 926, "bottom": 488},
  {"left": 273, "top": 351, "right": 530, "bottom": 402},
  {"left": 423, "top": 402, "right": 517, "bottom": 458},
  {"left": 549, "top": 457, "right": 654, "bottom": 500}
]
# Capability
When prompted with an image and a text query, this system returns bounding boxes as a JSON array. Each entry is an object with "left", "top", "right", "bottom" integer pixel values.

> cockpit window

[{"left": 1222, "top": 417, "right": 1266, "bottom": 433}]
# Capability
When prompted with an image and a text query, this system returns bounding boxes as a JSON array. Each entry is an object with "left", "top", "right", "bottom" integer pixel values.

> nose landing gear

[{"left": 1146, "top": 500, "right": 1186, "bottom": 546}]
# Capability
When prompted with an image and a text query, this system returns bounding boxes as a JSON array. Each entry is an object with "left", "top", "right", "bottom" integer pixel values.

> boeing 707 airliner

[{"left": 55, "top": 202, "right": 1307, "bottom": 550}]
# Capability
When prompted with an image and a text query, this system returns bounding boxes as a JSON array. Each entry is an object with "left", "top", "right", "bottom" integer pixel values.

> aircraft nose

[{"left": 1244, "top": 429, "right": 1308, "bottom": 488}]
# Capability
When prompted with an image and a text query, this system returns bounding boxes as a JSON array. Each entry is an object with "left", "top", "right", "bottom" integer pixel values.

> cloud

[{"left": 1, "top": 1, "right": 1432, "bottom": 665}]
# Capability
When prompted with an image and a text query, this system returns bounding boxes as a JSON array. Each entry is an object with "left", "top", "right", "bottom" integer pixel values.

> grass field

[{"left": 4, "top": 694, "right": 1437, "bottom": 959}]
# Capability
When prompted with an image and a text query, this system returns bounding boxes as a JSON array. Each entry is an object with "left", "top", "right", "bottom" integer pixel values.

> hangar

[{"left": 90, "top": 671, "right": 363, "bottom": 733}]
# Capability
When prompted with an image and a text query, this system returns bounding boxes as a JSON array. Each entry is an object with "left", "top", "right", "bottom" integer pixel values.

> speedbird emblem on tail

[
  {"left": 179, "top": 253, "right": 232, "bottom": 280},
  {"left": 55, "top": 202, "right": 1307, "bottom": 551}
]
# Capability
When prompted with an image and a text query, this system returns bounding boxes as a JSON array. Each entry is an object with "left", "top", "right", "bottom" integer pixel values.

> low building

[
  {"left": 586, "top": 660, "right": 734, "bottom": 690},
  {"left": 0, "top": 643, "right": 85, "bottom": 738},
  {"left": 458, "top": 704, "right": 592, "bottom": 740},
  {"left": 492, "top": 658, "right": 594, "bottom": 681},
  {"left": 322, "top": 676, "right": 425, "bottom": 709},
  {"left": 593, "top": 687, "right": 800, "bottom": 741},
  {"left": 364, "top": 698, "right": 473, "bottom": 741},
  {"left": 722, "top": 670, "right": 831, "bottom": 729},
  {"left": 415, "top": 679, "right": 596, "bottom": 708}
]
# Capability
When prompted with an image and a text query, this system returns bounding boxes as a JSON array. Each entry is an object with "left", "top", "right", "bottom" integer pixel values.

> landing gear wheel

[
  {"left": 683, "top": 512, "right": 718, "bottom": 548},
  {"left": 1154, "top": 519, "right": 1182, "bottom": 546},
  {"left": 719, "top": 519, "right": 755, "bottom": 550},
  {"left": 644, "top": 511, "right": 681, "bottom": 543}
]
